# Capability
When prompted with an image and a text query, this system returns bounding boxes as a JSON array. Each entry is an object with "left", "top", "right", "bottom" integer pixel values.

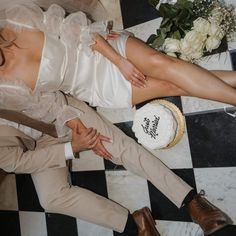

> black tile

[
  {"left": 210, "top": 225, "right": 236, "bottom": 236},
  {"left": 0, "top": 210, "right": 21, "bottom": 236},
  {"left": 114, "top": 121, "right": 137, "bottom": 140},
  {"left": 148, "top": 168, "right": 196, "bottom": 222},
  {"left": 104, "top": 159, "right": 125, "bottom": 171},
  {"left": 46, "top": 213, "right": 78, "bottom": 236},
  {"left": 120, "top": 0, "right": 160, "bottom": 28},
  {"left": 230, "top": 49, "right": 236, "bottom": 70},
  {"left": 186, "top": 111, "right": 236, "bottom": 168},
  {"left": 71, "top": 170, "right": 108, "bottom": 198},
  {"left": 16, "top": 174, "right": 44, "bottom": 212}
]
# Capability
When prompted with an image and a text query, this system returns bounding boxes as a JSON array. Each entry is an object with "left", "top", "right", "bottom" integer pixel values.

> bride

[{"left": 0, "top": 2, "right": 236, "bottom": 110}]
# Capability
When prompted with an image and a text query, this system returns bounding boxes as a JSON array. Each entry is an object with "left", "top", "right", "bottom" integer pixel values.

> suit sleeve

[{"left": 0, "top": 143, "right": 67, "bottom": 174}]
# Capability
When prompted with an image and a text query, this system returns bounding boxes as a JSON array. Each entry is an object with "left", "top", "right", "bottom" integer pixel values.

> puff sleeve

[{"left": 47, "top": 4, "right": 109, "bottom": 55}]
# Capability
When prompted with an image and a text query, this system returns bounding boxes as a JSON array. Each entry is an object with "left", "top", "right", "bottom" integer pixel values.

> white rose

[
  {"left": 190, "top": 50, "right": 204, "bottom": 60},
  {"left": 208, "top": 22, "right": 225, "bottom": 39},
  {"left": 156, "top": 0, "right": 177, "bottom": 10},
  {"left": 166, "top": 52, "right": 177, "bottom": 57},
  {"left": 210, "top": 7, "right": 224, "bottom": 24},
  {"left": 205, "top": 36, "right": 221, "bottom": 52},
  {"left": 181, "top": 30, "right": 206, "bottom": 52},
  {"left": 179, "top": 54, "right": 190, "bottom": 61},
  {"left": 193, "top": 17, "right": 210, "bottom": 35},
  {"left": 163, "top": 38, "right": 181, "bottom": 53},
  {"left": 180, "top": 33, "right": 204, "bottom": 60}
]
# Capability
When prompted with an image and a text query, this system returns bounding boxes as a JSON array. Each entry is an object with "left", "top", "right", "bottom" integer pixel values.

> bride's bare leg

[
  {"left": 132, "top": 71, "right": 236, "bottom": 105},
  {"left": 126, "top": 37, "right": 236, "bottom": 105},
  {"left": 132, "top": 77, "right": 188, "bottom": 105},
  {"left": 211, "top": 70, "right": 236, "bottom": 88}
]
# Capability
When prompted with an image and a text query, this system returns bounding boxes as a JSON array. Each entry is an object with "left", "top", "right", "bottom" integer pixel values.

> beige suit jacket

[
  {"left": 0, "top": 125, "right": 67, "bottom": 173},
  {"left": 0, "top": 93, "right": 86, "bottom": 174}
]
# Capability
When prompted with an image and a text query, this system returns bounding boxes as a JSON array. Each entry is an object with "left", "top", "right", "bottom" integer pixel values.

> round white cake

[{"left": 132, "top": 100, "right": 183, "bottom": 149}]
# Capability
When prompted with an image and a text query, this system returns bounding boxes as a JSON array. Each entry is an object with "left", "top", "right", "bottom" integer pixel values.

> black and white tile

[{"left": 0, "top": 0, "right": 236, "bottom": 235}]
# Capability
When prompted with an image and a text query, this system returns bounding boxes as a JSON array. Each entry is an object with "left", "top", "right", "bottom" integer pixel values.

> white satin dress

[{"left": 1, "top": 3, "right": 132, "bottom": 109}]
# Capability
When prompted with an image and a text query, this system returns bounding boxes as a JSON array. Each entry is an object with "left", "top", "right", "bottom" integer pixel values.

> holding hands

[{"left": 66, "top": 118, "right": 112, "bottom": 160}]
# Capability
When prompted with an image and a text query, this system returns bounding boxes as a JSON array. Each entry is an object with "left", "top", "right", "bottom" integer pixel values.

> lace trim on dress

[{"left": 0, "top": 79, "right": 83, "bottom": 137}]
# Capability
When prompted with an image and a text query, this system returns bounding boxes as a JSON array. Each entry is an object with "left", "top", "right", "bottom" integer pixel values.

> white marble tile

[
  {"left": 197, "top": 51, "right": 233, "bottom": 71},
  {"left": 76, "top": 219, "right": 113, "bottom": 236},
  {"left": 156, "top": 220, "right": 203, "bottom": 236},
  {"left": 194, "top": 167, "right": 236, "bottom": 223},
  {"left": 72, "top": 150, "right": 105, "bottom": 172},
  {"left": 181, "top": 51, "right": 234, "bottom": 114},
  {"left": 127, "top": 18, "right": 162, "bottom": 41},
  {"left": 106, "top": 170, "right": 150, "bottom": 212},
  {"left": 96, "top": 106, "right": 135, "bottom": 123},
  {"left": 181, "top": 96, "right": 232, "bottom": 114},
  {"left": 146, "top": 125, "right": 193, "bottom": 169},
  {"left": 0, "top": 174, "right": 18, "bottom": 211},
  {"left": 19, "top": 211, "right": 47, "bottom": 236}
]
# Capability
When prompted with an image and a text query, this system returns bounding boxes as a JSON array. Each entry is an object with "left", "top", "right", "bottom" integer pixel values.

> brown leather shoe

[
  {"left": 187, "top": 191, "right": 233, "bottom": 235},
  {"left": 132, "top": 207, "right": 160, "bottom": 236}
]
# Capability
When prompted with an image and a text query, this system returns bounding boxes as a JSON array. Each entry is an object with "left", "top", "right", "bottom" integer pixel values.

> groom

[{"left": 0, "top": 91, "right": 232, "bottom": 235}]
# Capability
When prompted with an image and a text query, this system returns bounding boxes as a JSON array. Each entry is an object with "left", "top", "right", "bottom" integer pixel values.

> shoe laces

[{"left": 198, "top": 189, "right": 205, "bottom": 196}]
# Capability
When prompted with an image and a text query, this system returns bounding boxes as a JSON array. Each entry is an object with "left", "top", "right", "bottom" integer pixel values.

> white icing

[{"left": 132, "top": 103, "right": 177, "bottom": 149}]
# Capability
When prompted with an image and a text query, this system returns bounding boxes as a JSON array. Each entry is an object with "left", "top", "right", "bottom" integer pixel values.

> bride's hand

[
  {"left": 116, "top": 57, "right": 147, "bottom": 88},
  {"left": 106, "top": 31, "right": 120, "bottom": 40}
]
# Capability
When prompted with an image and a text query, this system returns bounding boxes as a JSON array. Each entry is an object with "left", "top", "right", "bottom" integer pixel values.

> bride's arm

[{"left": 90, "top": 33, "right": 146, "bottom": 88}]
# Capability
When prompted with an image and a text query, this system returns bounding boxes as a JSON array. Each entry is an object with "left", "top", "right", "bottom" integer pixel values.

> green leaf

[
  {"left": 177, "top": 8, "right": 190, "bottom": 22},
  {"left": 148, "top": 0, "right": 160, "bottom": 8},
  {"left": 176, "top": 0, "right": 193, "bottom": 9},
  {"left": 160, "top": 30, "right": 167, "bottom": 39},
  {"left": 160, "top": 18, "right": 171, "bottom": 28},
  {"left": 146, "top": 34, "right": 158, "bottom": 44},
  {"left": 159, "top": 4, "right": 179, "bottom": 18},
  {"left": 151, "top": 35, "right": 165, "bottom": 48},
  {"left": 160, "top": 21, "right": 173, "bottom": 34},
  {"left": 171, "top": 30, "right": 182, "bottom": 39}
]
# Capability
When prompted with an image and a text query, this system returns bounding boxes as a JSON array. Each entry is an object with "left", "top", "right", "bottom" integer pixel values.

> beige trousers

[{"left": 31, "top": 100, "right": 192, "bottom": 233}]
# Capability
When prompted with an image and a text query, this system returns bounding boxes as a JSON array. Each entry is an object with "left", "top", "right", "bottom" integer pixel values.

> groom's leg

[
  {"left": 69, "top": 99, "right": 192, "bottom": 207},
  {"left": 31, "top": 167, "right": 129, "bottom": 233}
]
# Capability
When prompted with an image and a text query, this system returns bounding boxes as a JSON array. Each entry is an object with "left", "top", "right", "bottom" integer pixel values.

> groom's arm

[{"left": 0, "top": 140, "right": 67, "bottom": 174}]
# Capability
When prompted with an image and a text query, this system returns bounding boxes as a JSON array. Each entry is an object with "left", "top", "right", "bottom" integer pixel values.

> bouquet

[{"left": 147, "top": 0, "right": 236, "bottom": 62}]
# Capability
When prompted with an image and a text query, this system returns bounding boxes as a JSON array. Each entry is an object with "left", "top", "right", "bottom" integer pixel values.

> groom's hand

[
  {"left": 92, "top": 134, "right": 113, "bottom": 160},
  {"left": 68, "top": 118, "right": 113, "bottom": 159},
  {"left": 71, "top": 127, "right": 99, "bottom": 153}
]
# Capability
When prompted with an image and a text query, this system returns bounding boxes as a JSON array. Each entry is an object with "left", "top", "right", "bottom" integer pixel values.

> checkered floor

[{"left": 0, "top": 0, "right": 236, "bottom": 235}]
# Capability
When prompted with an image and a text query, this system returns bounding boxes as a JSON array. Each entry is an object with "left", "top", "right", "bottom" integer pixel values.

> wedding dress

[{"left": 0, "top": 3, "right": 132, "bottom": 109}]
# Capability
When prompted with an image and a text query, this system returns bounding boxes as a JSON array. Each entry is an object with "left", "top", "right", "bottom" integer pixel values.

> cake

[{"left": 132, "top": 99, "right": 185, "bottom": 149}]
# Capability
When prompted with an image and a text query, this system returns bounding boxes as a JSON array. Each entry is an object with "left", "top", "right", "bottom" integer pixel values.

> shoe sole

[
  {"left": 204, "top": 214, "right": 233, "bottom": 236},
  {"left": 205, "top": 222, "right": 228, "bottom": 235}
]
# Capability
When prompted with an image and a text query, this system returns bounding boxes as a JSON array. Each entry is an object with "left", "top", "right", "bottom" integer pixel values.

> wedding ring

[{"left": 135, "top": 73, "right": 138, "bottom": 78}]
